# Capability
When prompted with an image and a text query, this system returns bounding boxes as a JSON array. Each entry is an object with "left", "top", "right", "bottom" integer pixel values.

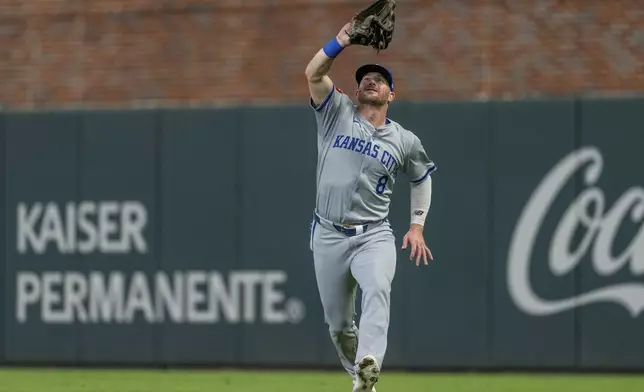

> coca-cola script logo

[{"left": 507, "top": 146, "right": 644, "bottom": 317}]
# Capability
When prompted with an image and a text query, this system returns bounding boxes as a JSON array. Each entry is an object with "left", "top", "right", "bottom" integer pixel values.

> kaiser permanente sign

[{"left": 13, "top": 201, "right": 305, "bottom": 326}]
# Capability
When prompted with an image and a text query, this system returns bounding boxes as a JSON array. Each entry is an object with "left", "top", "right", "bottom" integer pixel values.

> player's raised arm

[{"left": 305, "top": 23, "right": 352, "bottom": 106}]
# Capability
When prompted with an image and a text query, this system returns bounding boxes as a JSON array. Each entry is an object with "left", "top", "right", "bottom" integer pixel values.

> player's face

[{"left": 356, "top": 72, "right": 395, "bottom": 106}]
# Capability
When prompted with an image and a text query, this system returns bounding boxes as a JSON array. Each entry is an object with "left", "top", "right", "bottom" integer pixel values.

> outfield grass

[{"left": 1, "top": 368, "right": 644, "bottom": 392}]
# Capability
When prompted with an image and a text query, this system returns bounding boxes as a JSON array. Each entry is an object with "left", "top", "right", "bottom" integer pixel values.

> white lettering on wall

[
  {"left": 16, "top": 201, "right": 148, "bottom": 255},
  {"left": 15, "top": 270, "right": 306, "bottom": 325},
  {"left": 507, "top": 146, "right": 644, "bottom": 317}
]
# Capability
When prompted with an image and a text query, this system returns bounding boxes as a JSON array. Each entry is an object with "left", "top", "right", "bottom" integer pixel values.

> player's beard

[{"left": 357, "top": 89, "right": 388, "bottom": 107}]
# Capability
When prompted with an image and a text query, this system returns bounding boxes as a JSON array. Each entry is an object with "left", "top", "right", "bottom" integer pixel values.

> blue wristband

[{"left": 322, "top": 37, "right": 345, "bottom": 58}]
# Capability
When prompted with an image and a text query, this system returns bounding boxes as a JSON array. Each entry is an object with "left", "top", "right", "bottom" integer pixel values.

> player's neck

[{"left": 357, "top": 104, "right": 388, "bottom": 128}]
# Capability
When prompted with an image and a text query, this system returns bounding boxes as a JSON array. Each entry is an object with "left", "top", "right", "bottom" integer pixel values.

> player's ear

[{"left": 388, "top": 91, "right": 396, "bottom": 103}]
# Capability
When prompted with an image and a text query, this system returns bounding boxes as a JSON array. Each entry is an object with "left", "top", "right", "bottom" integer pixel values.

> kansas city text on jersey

[{"left": 332, "top": 134, "right": 400, "bottom": 176}]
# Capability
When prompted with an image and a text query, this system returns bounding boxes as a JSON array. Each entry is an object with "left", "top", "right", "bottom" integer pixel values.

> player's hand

[
  {"left": 401, "top": 224, "right": 433, "bottom": 266},
  {"left": 336, "top": 22, "right": 352, "bottom": 47}
]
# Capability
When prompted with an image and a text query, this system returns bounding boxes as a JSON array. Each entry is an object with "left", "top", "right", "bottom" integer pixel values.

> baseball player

[{"left": 305, "top": 21, "right": 436, "bottom": 392}]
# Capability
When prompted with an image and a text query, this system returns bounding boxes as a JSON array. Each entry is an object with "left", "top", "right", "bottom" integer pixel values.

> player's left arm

[{"left": 401, "top": 133, "right": 437, "bottom": 266}]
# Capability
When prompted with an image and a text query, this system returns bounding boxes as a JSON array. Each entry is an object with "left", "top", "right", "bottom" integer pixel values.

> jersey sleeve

[
  {"left": 310, "top": 86, "right": 351, "bottom": 139},
  {"left": 403, "top": 133, "right": 437, "bottom": 184}
]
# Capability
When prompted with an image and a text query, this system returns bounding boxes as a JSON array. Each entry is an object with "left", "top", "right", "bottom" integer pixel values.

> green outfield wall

[{"left": 1, "top": 97, "right": 643, "bottom": 370}]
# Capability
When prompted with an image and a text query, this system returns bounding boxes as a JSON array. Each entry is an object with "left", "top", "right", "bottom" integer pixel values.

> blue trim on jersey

[
  {"left": 309, "top": 218, "right": 317, "bottom": 252},
  {"left": 310, "top": 86, "right": 335, "bottom": 111},
  {"left": 410, "top": 165, "right": 436, "bottom": 184}
]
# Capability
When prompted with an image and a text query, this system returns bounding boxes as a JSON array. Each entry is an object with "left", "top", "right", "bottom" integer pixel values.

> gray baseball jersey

[{"left": 311, "top": 86, "right": 436, "bottom": 224}]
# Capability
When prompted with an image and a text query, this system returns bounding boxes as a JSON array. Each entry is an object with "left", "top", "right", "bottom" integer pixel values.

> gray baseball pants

[{"left": 309, "top": 213, "right": 397, "bottom": 379}]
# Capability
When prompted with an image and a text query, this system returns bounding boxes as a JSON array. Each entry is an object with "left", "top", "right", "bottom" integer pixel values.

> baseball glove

[{"left": 347, "top": 0, "right": 396, "bottom": 51}]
